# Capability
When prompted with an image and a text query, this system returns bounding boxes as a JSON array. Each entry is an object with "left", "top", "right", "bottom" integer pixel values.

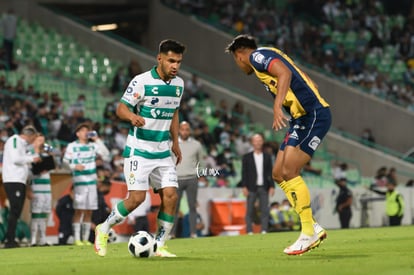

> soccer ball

[
  {"left": 128, "top": 231, "right": 157, "bottom": 258},
  {"left": 108, "top": 228, "right": 117, "bottom": 243}
]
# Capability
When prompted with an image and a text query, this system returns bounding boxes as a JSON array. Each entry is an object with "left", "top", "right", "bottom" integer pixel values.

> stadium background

[{"left": 0, "top": 0, "right": 413, "bottom": 240}]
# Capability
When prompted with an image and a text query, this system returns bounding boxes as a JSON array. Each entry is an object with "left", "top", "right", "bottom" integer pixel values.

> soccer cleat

[
  {"left": 94, "top": 224, "right": 109, "bottom": 257},
  {"left": 155, "top": 246, "right": 177, "bottom": 257},
  {"left": 83, "top": 240, "right": 92, "bottom": 246},
  {"left": 283, "top": 232, "right": 321, "bottom": 255},
  {"left": 74, "top": 240, "right": 84, "bottom": 246},
  {"left": 313, "top": 223, "right": 327, "bottom": 242}
]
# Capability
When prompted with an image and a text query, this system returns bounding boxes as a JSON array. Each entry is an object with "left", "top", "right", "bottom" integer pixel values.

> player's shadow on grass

[
  {"left": 290, "top": 253, "right": 369, "bottom": 260},
  {"left": 150, "top": 257, "right": 213, "bottom": 261}
]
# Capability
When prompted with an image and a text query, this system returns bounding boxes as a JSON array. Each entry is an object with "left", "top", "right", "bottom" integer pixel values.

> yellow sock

[
  {"left": 286, "top": 176, "right": 314, "bottom": 236},
  {"left": 279, "top": 180, "right": 295, "bottom": 207}
]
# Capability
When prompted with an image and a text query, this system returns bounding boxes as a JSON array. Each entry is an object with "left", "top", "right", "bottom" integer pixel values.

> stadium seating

[{"left": 14, "top": 18, "right": 121, "bottom": 90}]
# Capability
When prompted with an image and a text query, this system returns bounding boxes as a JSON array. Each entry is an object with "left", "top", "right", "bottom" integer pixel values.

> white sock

[
  {"left": 101, "top": 203, "right": 127, "bottom": 233},
  {"left": 73, "top": 223, "right": 81, "bottom": 242},
  {"left": 82, "top": 223, "right": 91, "bottom": 242},
  {"left": 38, "top": 218, "right": 47, "bottom": 245},
  {"left": 156, "top": 217, "right": 174, "bottom": 248},
  {"left": 31, "top": 218, "right": 39, "bottom": 245}
]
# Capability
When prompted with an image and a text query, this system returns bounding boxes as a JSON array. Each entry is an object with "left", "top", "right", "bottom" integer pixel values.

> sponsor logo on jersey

[
  {"left": 126, "top": 87, "right": 133, "bottom": 93},
  {"left": 152, "top": 87, "right": 159, "bottom": 94},
  {"left": 133, "top": 92, "right": 140, "bottom": 99},
  {"left": 176, "top": 86, "right": 181, "bottom": 97},
  {"left": 253, "top": 52, "right": 265, "bottom": 64},
  {"left": 308, "top": 136, "right": 321, "bottom": 151},
  {"left": 161, "top": 111, "right": 174, "bottom": 118},
  {"left": 290, "top": 130, "right": 299, "bottom": 140},
  {"left": 131, "top": 80, "right": 137, "bottom": 86},
  {"left": 149, "top": 108, "right": 174, "bottom": 118},
  {"left": 150, "top": 109, "right": 161, "bottom": 118},
  {"left": 151, "top": 97, "right": 159, "bottom": 105}
]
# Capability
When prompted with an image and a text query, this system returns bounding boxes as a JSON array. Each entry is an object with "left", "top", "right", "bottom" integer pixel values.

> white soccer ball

[{"left": 128, "top": 231, "right": 157, "bottom": 258}]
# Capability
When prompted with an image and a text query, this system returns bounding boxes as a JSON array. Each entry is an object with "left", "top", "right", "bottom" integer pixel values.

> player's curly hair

[{"left": 225, "top": 34, "right": 258, "bottom": 53}]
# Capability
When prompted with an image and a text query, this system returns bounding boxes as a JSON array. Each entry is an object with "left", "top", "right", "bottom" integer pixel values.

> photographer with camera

[
  {"left": 63, "top": 123, "right": 110, "bottom": 246},
  {"left": 2, "top": 125, "right": 41, "bottom": 248}
]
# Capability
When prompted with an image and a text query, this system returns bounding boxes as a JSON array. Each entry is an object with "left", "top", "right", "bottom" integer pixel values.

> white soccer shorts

[{"left": 123, "top": 155, "right": 178, "bottom": 191}]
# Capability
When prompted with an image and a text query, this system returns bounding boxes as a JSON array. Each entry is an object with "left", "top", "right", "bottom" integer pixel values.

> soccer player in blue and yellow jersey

[{"left": 226, "top": 35, "right": 331, "bottom": 255}]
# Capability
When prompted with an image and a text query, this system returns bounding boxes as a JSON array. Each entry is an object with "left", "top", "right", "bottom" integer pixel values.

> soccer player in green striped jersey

[
  {"left": 95, "top": 39, "right": 186, "bottom": 257},
  {"left": 64, "top": 123, "right": 110, "bottom": 246}
]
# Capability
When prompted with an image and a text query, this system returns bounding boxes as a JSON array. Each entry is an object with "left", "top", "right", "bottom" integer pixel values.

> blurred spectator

[
  {"left": 181, "top": 202, "right": 205, "bottom": 238},
  {"left": 2, "top": 125, "right": 41, "bottom": 248},
  {"left": 203, "top": 144, "right": 220, "bottom": 174},
  {"left": 171, "top": 121, "right": 205, "bottom": 238},
  {"left": 103, "top": 100, "right": 118, "bottom": 121},
  {"left": 218, "top": 122, "right": 232, "bottom": 149},
  {"left": 114, "top": 125, "right": 129, "bottom": 151},
  {"left": 373, "top": 166, "right": 388, "bottom": 187},
  {"left": 196, "top": 123, "right": 216, "bottom": 149},
  {"left": 263, "top": 141, "right": 278, "bottom": 163},
  {"left": 279, "top": 199, "right": 300, "bottom": 231},
  {"left": 241, "top": 133, "right": 275, "bottom": 234},
  {"left": 185, "top": 73, "right": 206, "bottom": 100},
  {"left": 162, "top": 0, "right": 414, "bottom": 112},
  {"left": 216, "top": 147, "right": 235, "bottom": 178},
  {"left": 369, "top": 181, "right": 405, "bottom": 226},
  {"left": 66, "top": 94, "right": 86, "bottom": 117},
  {"left": 335, "top": 177, "right": 353, "bottom": 229},
  {"left": 268, "top": 201, "right": 282, "bottom": 232},
  {"left": 110, "top": 151, "right": 125, "bottom": 181},
  {"left": 234, "top": 132, "right": 251, "bottom": 157},
  {"left": 333, "top": 162, "right": 348, "bottom": 181},
  {"left": 28, "top": 134, "right": 55, "bottom": 246},
  {"left": 110, "top": 67, "right": 127, "bottom": 94},
  {"left": 386, "top": 167, "right": 398, "bottom": 185},
  {"left": 361, "top": 128, "right": 375, "bottom": 146},
  {"left": 55, "top": 186, "right": 74, "bottom": 245}
]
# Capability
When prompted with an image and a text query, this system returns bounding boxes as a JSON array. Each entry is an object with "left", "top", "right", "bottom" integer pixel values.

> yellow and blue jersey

[{"left": 250, "top": 47, "right": 329, "bottom": 119}]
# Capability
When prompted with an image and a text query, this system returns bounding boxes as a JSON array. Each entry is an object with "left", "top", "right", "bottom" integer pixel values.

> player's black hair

[
  {"left": 159, "top": 39, "right": 186, "bottom": 54},
  {"left": 225, "top": 34, "right": 258, "bottom": 53}
]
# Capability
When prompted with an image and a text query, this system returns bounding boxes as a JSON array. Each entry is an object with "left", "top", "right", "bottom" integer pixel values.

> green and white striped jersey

[
  {"left": 120, "top": 66, "right": 184, "bottom": 159},
  {"left": 63, "top": 140, "right": 109, "bottom": 186},
  {"left": 31, "top": 172, "right": 51, "bottom": 194}
]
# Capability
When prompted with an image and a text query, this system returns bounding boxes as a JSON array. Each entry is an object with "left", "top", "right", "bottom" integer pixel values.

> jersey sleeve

[
  {"left": 250, "top": 49, "right": 280, "bottom": 73},
  {"left": 62, "top": 143, "right": 76, "bottom": 170},
  {"left": 120, "top": 76, "right": 144, "bottom": 108}
]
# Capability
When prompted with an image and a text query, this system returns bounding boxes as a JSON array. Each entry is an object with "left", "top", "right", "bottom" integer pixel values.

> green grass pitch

[{"left": 1, "top": 226, "right": 413, "bottom": 275}]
